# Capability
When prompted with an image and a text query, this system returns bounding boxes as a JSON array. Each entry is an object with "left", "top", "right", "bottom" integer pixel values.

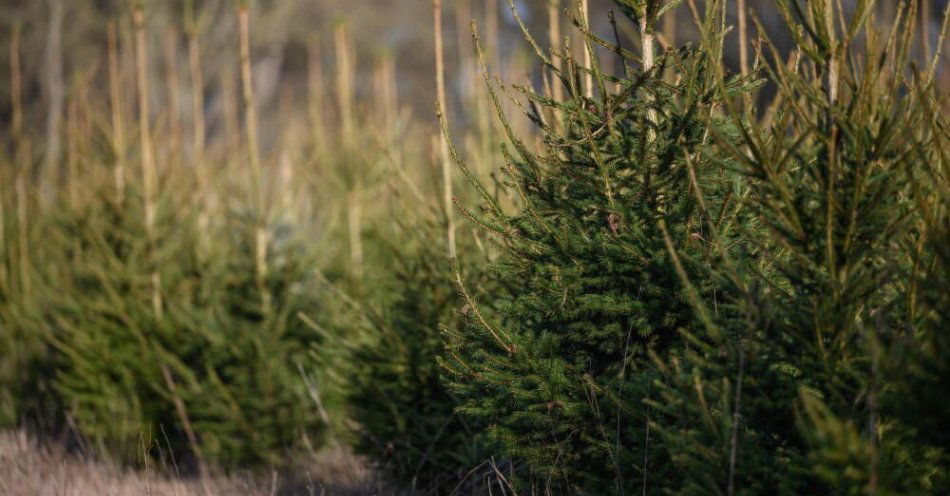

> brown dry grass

[{"left": 0, "top": 430, "right": 395, "bottom": 496}]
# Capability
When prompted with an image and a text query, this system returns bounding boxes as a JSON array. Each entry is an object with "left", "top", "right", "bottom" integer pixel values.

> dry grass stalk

[
  {"left": 549, "top": 0, "right": 564, "bottom": 102},
  {"left": 164, "top": 28, "right": 183, "bottom": 166},
  {"left": 9, "top": 26, "right": 29, "bottom": 296},
  {"left": 108, "top": 21, "right": 127, "bottom": 202},
  {"left": 921, "top": 0, "right": 932, "bottom": 58},
  {"left": 641, "top": 10, "right": 657, "bottom": 143},
  {"left": 374, "top": 53, "right": 398, "bottom": 140},
  {"left": 334, "top": 23, "right": 364, "bottom": 276},
  {"left": 15, "top": 174, "right": 30, "bottom": 298},
  {"left": 185, "top": 6, "right": 210, "bottom": 252},
  {"left": 119, "top": 20, "right": 137, "bottom": 139},
  {"left": 347, "top": 190, "right": 364, "bottom": 277},
  {"left": 3, "top": 27, "right": 20, "bottom": 287},
  {"left": 738, "top": 0, "right": 748, "bottom": 77},
  {"left": 238, "top": 3, "right": 272, "bottom": 316},
  {"left": 824, "top": 0, "right": 838, "bottom": 105},
  {"left": 133, "top": 5, "right": 163, "bottom": 316},
  {"left": 10, "top": 25, "right": 23, "bottom": 157},
  {"left": 222, "top": 65, "right": 240, "bottom": 154},
  {"left": 548, "top": 0, "right": 565, "bottom": 131},
  {"left": 187, "top": 29, "right": 205, "bottom": 164},
  {"left": 307, "top": 37, "right": 327, "bottom": 157},
  {"left": 0, "top": 190, "right": 5, "bottom": 292},
  {"left": 581, "top": 0, "right": 594, "bottom": 98},
  {"left": 43, "top": 0, "right": 65, "bottom": 208},
  {"left": 66, "top": 94, "right": 79, "bottom": 208},
  {"left": 186, "top": 2, "right": 210, "bottom": 256},
  {"left": 434, "top": 0, "right": 457, "bottom": 259},
  {"left": 334, "top": 23, "right": 356, "bottom": 147}
]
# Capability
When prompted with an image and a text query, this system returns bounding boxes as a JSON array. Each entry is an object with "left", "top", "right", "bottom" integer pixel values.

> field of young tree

[{"left": 0, "top": 0, "right": 948, "bottom": 494}]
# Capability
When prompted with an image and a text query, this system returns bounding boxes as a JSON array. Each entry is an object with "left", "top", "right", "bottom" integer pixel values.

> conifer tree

[
  {"left": 47, "top": 178, "right": 328, "bottom": 468},
  {"left": 178, "top": 207, "right": 327, "bottom": 467},
  {"left": 443, "top": 1, "right": 749, "bottom": 492},
  {"left": 651, "top": 1, "right": 950, "bottom": 493},
  {"left": 344, "top": 217, "right": 495, "bottom": 494},
  {"left": 47, "top": 179, "right": 204, "bottom": 462}
]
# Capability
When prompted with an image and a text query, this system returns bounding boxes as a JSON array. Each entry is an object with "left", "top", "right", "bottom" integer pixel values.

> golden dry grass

[{"left": 0, "top": 430, "right": 395, "bottom": 496}]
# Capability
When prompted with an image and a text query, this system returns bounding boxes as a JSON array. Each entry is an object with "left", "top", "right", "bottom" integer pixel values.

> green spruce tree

[
  {"left": 651, "top": 1, "right": 950, "bottom": 493},
  {"left": 443, "top": 1, "right": 750, "bottom": 492},
  {"left": 48, "top": 172, "right": 327, "bottom": 468},
  {"left": 343, "top": 215, "right": 495, "bottom": 494}
]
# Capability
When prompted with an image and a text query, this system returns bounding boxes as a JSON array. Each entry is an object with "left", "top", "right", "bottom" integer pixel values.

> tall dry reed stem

[
  {"left": 186, "top": 5, "right": 209, "bottom": 251},
  {"left": 2, "top": 28, "right": 15, "bottom": 291},
  {"left": 222, "top": 66, "right": 240, "bottom": 153},
  {"left": 108, "top": 22, "right": 127, "bottom": 202},
  {"left": 921, "top": 0, "right": 932, "bottom": 58},
  {"left": 188, "top": 36, "right": 205, "bottom": 164},
  {"left": 43, "top": 0, "right": 65, "bottom": 209},
  {"left": 736, "top": 0, "right": 752, "bottom": 112},
  {"left": 237, "top": 3, "right": 272, "bottom": 316},
  {"left": 738, "top": 0, "right": 748, "bottom": 77},
  {"left": 434, "top": 0, "right": 457, "bottom": 259},
  {"left": 347, "top": 190, "right": 363, "bottom": 278},
  {"left": 66, "top": 95, "right": 78, "bottom": 208},
  {"left": 11, "top": 25, "right": 23, "bottom": 159},
  {"left": 334, "top": 23, "right": 364, "bottom": 277},
  {"left": 1, "top": 190, "right": 5, "bottom": 293},
  {"left": 186, "top": 4, "right": 205, "bottom": 165},
  {"left": 120, "top": 21, "right": 137, "bottom": 142},
  {"left": 15, "top": 174, "right": 30, "bottom": 298},
  {"left": 374, "top": 54, "right": 398, "bottom": 141},
  {"left": 581, "top": 0, "right": 594, "bottom": 98},
  {"left": 641, "top": 12, "right": 657, "bottom": 143},
  {"left": 133, "top": 6, "right": 163, "bottom": 316},
  {"left": 549, "top": 0, "right": 564, "bottom": 128},
  {"left": 822, "top": 0, "right": 839, "bottom": 281},
  {"left": 164, "top": 29, "right": 182, "bottom": 166},
  {"left": 334, "top": 24, "right": 356, "bottom": 147},
  {"left": 4, "top": 28, "right": 16, "bottom": 265},
  {"left": 307, "top": 37, "right": 327, "bottom": 157},
  {"left": 10, "top": 26, "right": 30, "bottom": 297}
]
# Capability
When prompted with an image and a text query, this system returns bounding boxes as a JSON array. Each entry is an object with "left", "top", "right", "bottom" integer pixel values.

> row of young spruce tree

[
  {"left": 0, "top": 0, "right": 947, "bottom": 494},
  {"left": 347, "top": 0, "right": 950, "bottom": 494},
  {"left": 0, "top": 1, "right": 329, "bottom": 470}
]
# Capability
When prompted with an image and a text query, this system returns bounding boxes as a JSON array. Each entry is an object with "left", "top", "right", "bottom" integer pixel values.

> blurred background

[{"left": 2, "top": 0, "right": 946, "bottom": 165}]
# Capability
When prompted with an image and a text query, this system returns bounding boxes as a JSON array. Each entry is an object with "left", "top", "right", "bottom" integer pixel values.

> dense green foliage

[
  {"left": 646, "top": 2, "right": 950, "bottom": 495},
  {"left": 0, "top": 1, "right": 947, "bottom": 494},
  {"left": 36, "top": 176, "right": 327, "bottom": 468},
  {"left": 443, "top": 1, "right": 755, "bottom": 492},
  {"left": 443, "top": 0, "right": 950, "bottom": 494},
  {"left": 342, "top": 218, "right": 494, "bottom": 493}
]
